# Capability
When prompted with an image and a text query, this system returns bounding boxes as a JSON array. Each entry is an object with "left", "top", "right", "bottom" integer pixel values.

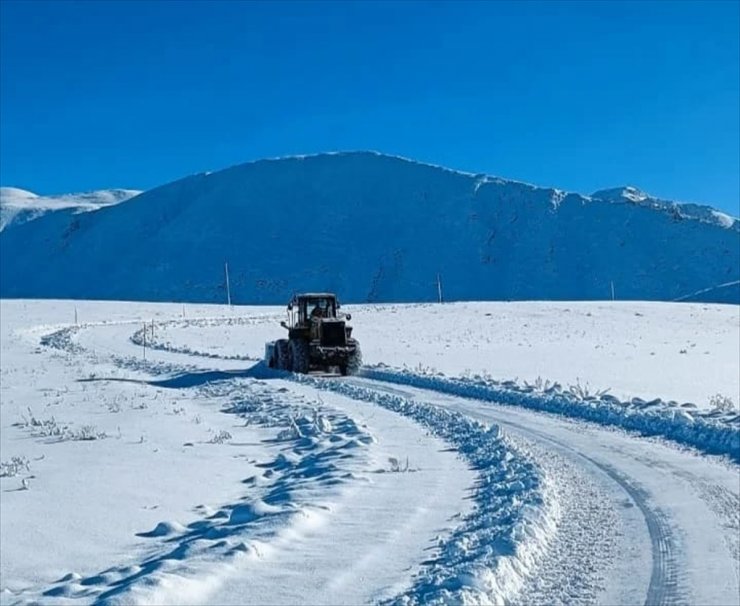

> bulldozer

[{"left": 265, "top": 293, "right": 361, "bottom": 375}]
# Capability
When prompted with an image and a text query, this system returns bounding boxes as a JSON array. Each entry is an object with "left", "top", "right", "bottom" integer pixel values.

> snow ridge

[
  {"left": 0, "top": 187, "right": 141, "bottom": 232},
  {"left": 290, "top": 372, "right": 558, "bottom": 605},
  {"left": 360, "top": 366, "right": 740, "bottom": 462},
  {"left": 130, "top": 317, "right": 265, "bottom": 362},
  {"left": 591, "top": 186, "right": 739, "bottom": 231}
]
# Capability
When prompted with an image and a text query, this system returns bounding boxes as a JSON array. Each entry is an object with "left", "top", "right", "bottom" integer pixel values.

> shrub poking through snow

[
  {"left": 20, "top": 409, "right": 106, "bottom": 441},
  {"left": 67, "top": 425, "right": 108, "bottom": 441},
  {"left": 388, "top": 456, "right": 414, "bottom": 472},
  {"left": 524, "top": 376, "right": 555, "bottom": 392},
  {"left": 207, "top": 429, "right": 232, "bottom": 444},
  {"left": 22, "top": 408, "right": 67, "bottom": 437},
  {"left": 0, "top": 456, "right": 30, "bottom": 478},
  {"left": 567, "top": 378, "right": 610, "bottom": 400},
  {"left": 709, "top": 394, "right": 737, "bottom": 412}
]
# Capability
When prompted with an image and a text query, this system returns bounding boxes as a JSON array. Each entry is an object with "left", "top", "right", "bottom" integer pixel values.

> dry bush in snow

[
  {"left": 68, "top": 425, "right": 108, "bottom": 441},
  {"left": 20, "top": 409, "right": 106, "bottom": 441},
  {"left": 22, "top": 408, "right": 67, "bottom": 437},
  {"left": 207, "top": 430, "right": 232, "bottom": 444},
  {"left": 0, "top": 456, "right": 30, "bottom": 478},
  {"left": 567, "top": 379, "right": 611, "bottom": 400},
  {"left": 709, "top": 394, "right": 737, "bottom": 412}
]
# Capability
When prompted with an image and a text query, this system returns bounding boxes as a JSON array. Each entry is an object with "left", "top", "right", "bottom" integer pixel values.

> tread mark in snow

[
  {"left": 354, "top": 377, "right": 691, "bottom": 606},
  {"left": 591, "top": 463, "right": 684, "bottom": 606},
  {"left": 482, "top": 421, "right": 688, "bottom": 606}
]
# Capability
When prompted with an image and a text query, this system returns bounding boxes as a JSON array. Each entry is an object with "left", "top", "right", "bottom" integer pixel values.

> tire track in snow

[
  {"left": 357, "top": 367, "right": 740, "bottom": 461},
  {"left": 626, "top": 456, "right": 740, "bottom": 589},
  {"left": 38, "top": 319, "right": 717, "bottom": 605},
  {"left": 108, "top": 326, "right": 561, "bottom": 604},
  {"left": 577, "top": 457, "right": 683, "bottom": 606},
  {"left": 347, "top": 376, "right": 690, "bottom": 606},
  {"left": 506, "top": 419, "right": 686, "bottom": 606},
  {"left": 71, "top": 316, "right": 676, "bottom": 606}
]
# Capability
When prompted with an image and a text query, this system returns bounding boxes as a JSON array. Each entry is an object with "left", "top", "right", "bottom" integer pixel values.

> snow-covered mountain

[
  {"left": 590, "top": 186, "right": 739, "bottom": 229},
  {"left": 0, "top": 187, "right": 141, "bottom": 232},
  {"left": 0, "top": 152, "right": 737, "bottom": 303}
]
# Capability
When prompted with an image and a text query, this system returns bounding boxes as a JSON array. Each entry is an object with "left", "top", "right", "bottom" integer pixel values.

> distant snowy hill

[
  {"left": 0, "top": 187, "right": 141, "bottom": 232},
  {"left": 0, "top": 152, "right": 738, "bottom": 303},
  {"left": 590, "top": 186, "right": 739, "bottom": 230}
]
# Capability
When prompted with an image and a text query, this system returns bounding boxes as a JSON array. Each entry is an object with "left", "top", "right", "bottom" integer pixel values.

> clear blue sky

[{"left": 1, "top": 0, "right": 738, "bottom": 214}]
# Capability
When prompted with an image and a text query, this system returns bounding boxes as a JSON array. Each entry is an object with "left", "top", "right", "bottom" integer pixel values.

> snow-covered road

[
  {"left": 1, "top": 300, "right": 738, "bottom": 605},
  {"left": 341, "top": 375, "right": 740, "bottom": 605}
]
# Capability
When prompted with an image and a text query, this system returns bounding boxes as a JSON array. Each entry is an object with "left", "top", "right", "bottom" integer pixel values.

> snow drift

[
  {"left": 1, "top": 152, "right": 737, "bottom": 303},
  {"left": 360, "top": 366, "right": 740, "bottom": 462}
]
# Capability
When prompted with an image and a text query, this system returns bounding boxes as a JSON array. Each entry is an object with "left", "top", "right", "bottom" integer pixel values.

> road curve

[
  {"left": 343, "top": 376, "right": 740, "bottom": 606},
  {"left": 61, "top": 318, "right": 740, "bottom": 605}
]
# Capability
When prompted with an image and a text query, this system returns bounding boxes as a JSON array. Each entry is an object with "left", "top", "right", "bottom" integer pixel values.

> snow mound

[
  {"left": 289, "top": 372, "right": 555, "bottom": 605},
  {"left": 227, "top": 500, "right": 283, "bottom": 525},
  {"left": 136, "top": 520, "right": 188, "bottom": 538},
  {"left": 362, "top": 366, "right": 740, "bottom": 461}
]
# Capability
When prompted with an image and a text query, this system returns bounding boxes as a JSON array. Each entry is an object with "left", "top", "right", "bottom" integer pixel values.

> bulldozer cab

[{"left": 288, "top": 293, "right": 338, "bottom": 327}]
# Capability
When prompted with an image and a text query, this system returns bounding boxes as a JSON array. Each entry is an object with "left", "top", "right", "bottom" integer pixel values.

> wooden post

[{"left": 225, "top": 262, "right": 232, "bottom": 307}]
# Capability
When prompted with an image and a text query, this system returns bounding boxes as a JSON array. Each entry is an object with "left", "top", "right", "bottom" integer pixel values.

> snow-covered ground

[
  {"left": 1, "top": 299, "right": 738, "bottom": 605},
  {"left": 141, "top": 300, "right": 739, "bottom": 407}
]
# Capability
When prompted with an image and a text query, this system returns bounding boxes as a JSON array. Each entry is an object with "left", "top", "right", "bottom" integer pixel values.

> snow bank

[
  {"left": 138, "top": 300, "right": 739, "bottom": 410},
  {"left": 289, "top": 372, "right": 558, "bottom": 605},
  {"left": 129, "top": 317, "right": 267, "bottom": 361},
  {"left": 360, "top": 366, "right": 740, "bottom": 462}
]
